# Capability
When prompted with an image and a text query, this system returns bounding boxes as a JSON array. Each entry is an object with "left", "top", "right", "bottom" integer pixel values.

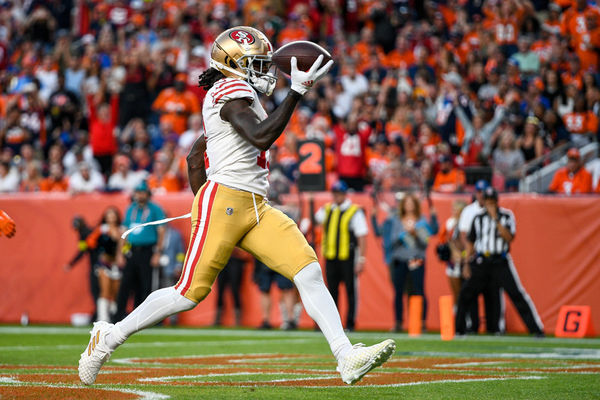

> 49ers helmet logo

[{"left": 229, "top": 30, "right": 255, "bottom": 45}]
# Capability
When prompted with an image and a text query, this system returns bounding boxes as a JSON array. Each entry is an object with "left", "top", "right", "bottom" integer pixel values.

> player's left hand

[{"left": 0, "top": 210, "right": 16, "bottom": 238}]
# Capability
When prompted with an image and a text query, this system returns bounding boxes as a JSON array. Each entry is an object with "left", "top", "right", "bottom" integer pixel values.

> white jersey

[
  {"left": 458, "top": 201, "right": 484, "bottom": 233},
  {"left": 202, "top": 78, "right": 270, "bottom": 196}
]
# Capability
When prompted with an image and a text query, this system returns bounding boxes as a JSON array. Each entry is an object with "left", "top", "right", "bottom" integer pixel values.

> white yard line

[
  {"left": 139, "top": 371, "right": 331, "bottom": 382},
  {"left": 434, "top": 361, "right": 512, "bottom": 367},
  {"left": 294, "top": 375, "right": 546, "bottom": 388},
  {"left": 0, "top": 378, "right": 169, "bottom": 399}
]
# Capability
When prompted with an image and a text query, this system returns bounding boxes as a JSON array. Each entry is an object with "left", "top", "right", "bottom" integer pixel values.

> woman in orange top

[{"left": 385, "top": 107, "right": 413, "bottom": 144}]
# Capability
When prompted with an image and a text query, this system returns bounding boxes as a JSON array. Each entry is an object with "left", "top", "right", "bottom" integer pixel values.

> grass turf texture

[{"left": 0, "top": 326, "right": 599, "bottom": 399}]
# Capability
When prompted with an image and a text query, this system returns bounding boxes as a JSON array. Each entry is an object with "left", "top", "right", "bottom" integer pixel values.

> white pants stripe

[{"left": 506, "top": 254, "right": 544, "bottom": 331}]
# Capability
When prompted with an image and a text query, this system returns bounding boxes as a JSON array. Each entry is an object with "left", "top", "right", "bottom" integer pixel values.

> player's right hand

[
  {"left": 290, "top": 55, "right": 334, "bottom": 96},
  {"left": 0, "top": 210, "right": 16, "bottom": 238}
]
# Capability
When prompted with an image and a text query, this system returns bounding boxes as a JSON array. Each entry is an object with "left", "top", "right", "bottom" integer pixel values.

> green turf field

[{"left": 0, "top": 326, "right": 598, "bottom": 399}]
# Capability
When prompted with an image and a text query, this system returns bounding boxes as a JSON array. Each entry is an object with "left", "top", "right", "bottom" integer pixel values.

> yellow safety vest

[{"left": 322, "top": 203, "right": 359, "bottom": 261}]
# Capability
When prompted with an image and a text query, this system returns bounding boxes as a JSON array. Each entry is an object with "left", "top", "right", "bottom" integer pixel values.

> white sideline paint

[
  {"left": 403, "top": 350, "right": 600, "bottom": 360},
  {"left": 0, "top": 338, "right": 319, "bottom": 352},
  {"left": 434, "top": 361, "right": 511, "bottom": 367},
  {"left": 1, "top": 326, "right": 599, "bottom": 345},
  {"left": 0, "top": 379, "right": 169, "bottom": 400}
]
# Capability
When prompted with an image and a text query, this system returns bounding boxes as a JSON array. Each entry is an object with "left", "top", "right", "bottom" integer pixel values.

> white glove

[{"left": 290, "top": 54, "right": 334, "bottom": 96}]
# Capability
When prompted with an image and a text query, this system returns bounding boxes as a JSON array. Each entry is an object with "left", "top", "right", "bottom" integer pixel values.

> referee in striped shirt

[{"left": 455, "top": 187, "right": 544, "bottom": 336}]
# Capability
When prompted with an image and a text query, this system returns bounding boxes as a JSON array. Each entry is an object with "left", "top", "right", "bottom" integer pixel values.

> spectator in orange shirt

[
  {"left": 574, "top": 13, "right": 600, "bottom": 72},
  {"left": 366, "top": 136, "right": 390, "bottom": 183},
  {"left": 542, "top": 3, "right": 562, "bottom": 35},
  {"left": 561, "top": 56, "right": 584, "bottom": 90},
  {"left": 433, "top": 155, "right": 465, "bottom": 193},
  {"left": 560, "top": 0, "right": 600, "bottom": 44},
  {"left": 277, "top": 14, "right": 308, "bottom": 45},
  {"left": 384, "top": 36, "right": 414, "bottom": 69},
  {"left": 147, "top": 153, "right": 181, "bottom": 193},
  {"left": 563, "top": 95, "right": 599, "bottom": 143},
  {"left": 385, "top": 106, "right": 413, "bottom": 145},
  {"left": 152, "top": 74, "right": 201, "bottom": 135},
  {"left": 548, "top": 148, "right": 592, "bottom": 195},
  {"left": 40, "top": 163, "right": 69, "bottom": 192}
]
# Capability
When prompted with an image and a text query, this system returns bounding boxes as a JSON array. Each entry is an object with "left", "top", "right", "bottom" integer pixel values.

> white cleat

[
  {"left": 78, "top": 321, "right": 114, "bottom": 385},
  {"left": 337, "top": 339, "right": 396, "bottom": 385}
]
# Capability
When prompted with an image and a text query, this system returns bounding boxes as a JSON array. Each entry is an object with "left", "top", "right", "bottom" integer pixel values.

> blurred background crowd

[{"left": 0, "top": 0, "right": 599, "bottom": 196}]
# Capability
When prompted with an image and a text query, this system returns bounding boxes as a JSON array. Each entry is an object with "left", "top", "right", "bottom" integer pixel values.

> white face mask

[
  {"left": 248, "top": 71, "right": 276, "bottom": 96},
  {"left": 240, "top": 54, "right": 277, "bottom": 96}
]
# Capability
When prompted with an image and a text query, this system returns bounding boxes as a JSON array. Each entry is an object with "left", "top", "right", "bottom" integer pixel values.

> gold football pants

[{"left": 175, "top": 181, "right": 317, "bottom": 302}]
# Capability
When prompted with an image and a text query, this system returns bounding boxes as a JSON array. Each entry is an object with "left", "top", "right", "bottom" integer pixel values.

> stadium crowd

[{"left": 0, "top": 0, "right": 599, "bottom": 196}]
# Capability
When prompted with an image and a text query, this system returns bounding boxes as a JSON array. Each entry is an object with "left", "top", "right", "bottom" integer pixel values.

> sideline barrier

[{"left": 1, "top": 192, "right": 599, "bottom": 335}]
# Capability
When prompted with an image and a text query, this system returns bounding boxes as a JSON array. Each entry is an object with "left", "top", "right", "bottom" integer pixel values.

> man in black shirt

[{"left": 456, "top": 187, "right": 544, "bottom": 336}]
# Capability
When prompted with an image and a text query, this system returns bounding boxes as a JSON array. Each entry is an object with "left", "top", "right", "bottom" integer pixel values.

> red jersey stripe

[
  {"left": 214, "top": 79, "right": 252, "bottom": 92},
  {"left": 214, "top": 88, "right": 253, "bottom": 103},
  {"left": 213, "top": 82, "right": 253, "bottom": 96}
]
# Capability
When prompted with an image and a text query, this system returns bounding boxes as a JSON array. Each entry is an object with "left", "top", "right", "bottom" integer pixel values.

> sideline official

[
  {"left": 457, "top": 180, "right": 499, "bottom": 333},
  {"left": 315, "top": 181, "right": 368, "bottom": 331},
  {"left": 455, "top": 187, "right": 544, "bottom": 336}
]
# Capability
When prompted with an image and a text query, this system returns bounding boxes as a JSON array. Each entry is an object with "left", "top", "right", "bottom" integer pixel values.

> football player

[
  {"left": 79, "top": 26, "right": 395, "bottom": 386},
  {"left": 0, "top": 210, "right": 16, "bottom": 238}
]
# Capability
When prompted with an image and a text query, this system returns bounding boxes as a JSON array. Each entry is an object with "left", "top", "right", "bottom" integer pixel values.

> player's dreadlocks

[{"left": 198, "top": 68, "right": 226, "bottom": 91}]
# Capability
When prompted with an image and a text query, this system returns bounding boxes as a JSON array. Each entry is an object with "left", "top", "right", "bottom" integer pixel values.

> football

[{"left": 272, "top": 41, "right": 333, "bottom": 75}]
